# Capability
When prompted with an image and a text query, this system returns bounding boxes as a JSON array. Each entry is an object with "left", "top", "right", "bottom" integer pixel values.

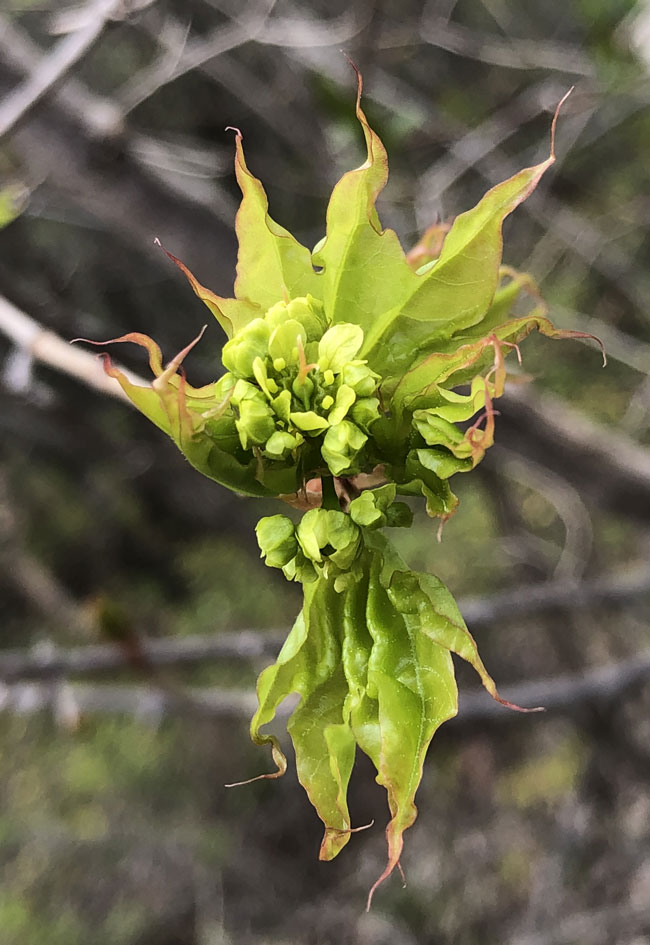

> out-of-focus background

[{"left": 1, "top": 1, "right": 650, "bottom": 942}]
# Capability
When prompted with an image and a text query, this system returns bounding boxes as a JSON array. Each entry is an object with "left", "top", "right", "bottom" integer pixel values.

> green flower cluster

[
  {"left": 256, "top": 484, "right": 412, "bottom": 590},
  {"left": 216, "top": 295, "right": 381, "bottom": 477}
]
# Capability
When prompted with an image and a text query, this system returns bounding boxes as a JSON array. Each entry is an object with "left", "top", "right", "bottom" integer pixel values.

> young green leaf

[
  {"left": 247, "top": 576, "right": 357, "bottom": 859},
  {"left": 228, "top": 128, "right": 321, "bottom": 308},
  {"left": 311, "top": 71, "right": 418, "bottom": 336},
  {"left": 362, "top": 549, "right": 458, "bottom": 908}
]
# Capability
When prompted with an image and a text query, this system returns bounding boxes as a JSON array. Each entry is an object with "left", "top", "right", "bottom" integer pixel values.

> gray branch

[
  {"left": 0, "top": 0, "right": 124, "bottom": 139},
  {"left": 1, "top": 562, "right": 648, "bottom": 684},
  {"left": 2, "top": 647, "right": 648, "bottom": 725}
]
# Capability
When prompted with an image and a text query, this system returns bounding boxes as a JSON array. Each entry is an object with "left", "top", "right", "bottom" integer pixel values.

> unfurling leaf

[{"left": 248, "top": 526, "right": 538, "bottom": 905}]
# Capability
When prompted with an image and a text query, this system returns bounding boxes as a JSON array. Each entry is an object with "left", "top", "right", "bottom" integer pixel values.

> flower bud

[
  {"left": 236, "top": 398, "right": 276, "bottom": 449},
  {"left": 221, "top": 318, "right": 270, "bottom": 379},
  {"left": 282, "top": 550, "right": 318, "bottom": 584},
  {"left": 271, "top": 389, "right": 292, "bottom": 423},
  {"left": 230, "top": 378, "right": 265, "bottom": 407},
  {"left": 318, "top": 323, "right": 364, "bottom": 374},
  {"left": 351, "top": 396, "right": 380, "bottom": 431},
  {"left": 268, "top": 319, "right": 307, "bottom": 364},
  {"left": 252, "top": 356, "right": 278, "bottom": 398},
  {"left": 349, "top": 490, "right": 386, "bottom": 528},
  {"left": 264, "top": 430, "right": 303, "bottom": 460},
  {"left": 327, "top": 384, "right": 356, "bottom": 426},
  {"left": 296, "top": 508, "right": 360, "bottom": 569},
  {"left": 256, "top": 515, "right": 298, "bottom": 569},
  {"left": 286, "top": 295, "right": 327, "bottom": 341},
  {"left": 289, "top": 410, "right": 329, "bottom": 434},
  {"left": 292, "top": 374, "right": 315, "bottom": 407},
  {"left": 349, "top": 483, "right": 395, "bottom": 528},
  {"left": 341, "top": 360, "right": 379, "bottom": 397},
  {"left": 321, "top": 420, "right": 367, "bottom": 476}
]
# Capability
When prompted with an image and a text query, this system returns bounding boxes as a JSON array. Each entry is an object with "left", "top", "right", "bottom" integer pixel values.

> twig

[
  {"left": 419, "top": 8, "right": 595, "bottom": 75},
  {"left": 498, "top": 385, "right": 650, "bottom": 522},
  {"left": 1, "top": 561, "right": 648, "bottom": 684},
  {"left": 2, "top": 646, "right": 648, "bottom": 723},
  {"left": 0, "top": 12, "right": 237, "bottom": 218},
  {"left": 0, "top": 0, "right": 124, "bottom": 139},
  {"left": 115, "top": 5, "right": 275, "bottom": 118},
  {"left": 0, "top": 630, "right": 280, "bottom": 683},
  {"left": 0, "top": 294, "right": 139, "bottom": 403},
  {"left": 0, "top": 680, "right": 258, "bottom": 721},
  {"left": 458, "top": 649, "right": 650, "bottom": 721},
  {"left": 5, "top": 300, "right": 650, "bottom": 523}
]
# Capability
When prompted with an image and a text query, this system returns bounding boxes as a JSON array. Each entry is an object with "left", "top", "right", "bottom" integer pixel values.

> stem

[{"left": 320, "top": 475, "right": 340, "bottom": 511}]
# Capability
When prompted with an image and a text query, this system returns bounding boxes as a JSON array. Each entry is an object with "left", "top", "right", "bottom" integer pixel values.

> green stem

[{"left": 321, "top": 475, "right": 340, "bottom": 510}]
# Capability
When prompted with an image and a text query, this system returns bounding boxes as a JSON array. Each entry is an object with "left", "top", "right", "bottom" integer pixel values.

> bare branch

[
  {"left": 0, "top": 680, "right": 259, "bottom": 721},
  {"left": 5, "top": 299, "right": 650, "bottom": 526},
  {"left": 115, "top": 4, "right": 276, "bottom": 118},
  {"left": 0, "top": 16, "right": 239, "bottom": 269},
  {"left": 3, "top": 646, "right": 648, "bottom": 724},
  {"left": 498, "top": 384, "right": 650, "bottom": 522},
  {"left": 1, "top": 561, "right": 648, "bottom": 684},
  {"left": 0, "top": 294, "right": 141, "bottom": 403},
  {"left": 419, "top": 7, "right": 595, "bottom": 75},
  {"left": 458, "top": 648, "right": 650, "bottom": 721},
  {"left": 0, "top": 0, "right": 124, "bottom": 139},
  {"left": 0, "top": 630, "right": 279, "bottom": 683}
]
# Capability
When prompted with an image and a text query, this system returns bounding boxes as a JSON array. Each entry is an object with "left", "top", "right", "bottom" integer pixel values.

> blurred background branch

[{"left": 1, "top": 1, "right": 649, "bottom": 942}]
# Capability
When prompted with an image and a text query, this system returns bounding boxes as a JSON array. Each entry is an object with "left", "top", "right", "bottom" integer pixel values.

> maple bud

[
  {"left": 221, "top": 318, "right": 270, "bottom": 378},
  {"left": 256, "top": 515, "right": 298, "bottom": 569},
  {"left": 321, "top": 420, "right": 367, "bottom": 476}
]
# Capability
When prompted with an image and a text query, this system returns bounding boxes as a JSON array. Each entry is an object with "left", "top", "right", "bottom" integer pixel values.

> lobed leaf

[
  {"left": 156, "top": 240, "right": 259, "bottom": 339},
  {"left": 228, "top": 128, "right": 321, "bottom": 309},
  {"left": 311, "top": 69, "right": 418, "bottom": 338},
  {"left": 248, "top": 575, "right": 357, "bottom": 859},
  {"left": 90, "top": 334, "right": 281, "bottom": 497},
  {"left": 362, "top": 550, "right": 458, "bottom": 909}
]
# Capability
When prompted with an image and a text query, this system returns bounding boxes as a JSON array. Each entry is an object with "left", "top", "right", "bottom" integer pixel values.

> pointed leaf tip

[
  {"left": 550, "top": 87, "right": 574, "bottom": 160},
  {"left": 495, "top": 697, "right": 545, "bottom": 714},
  {"left": 225, "top": 739, "right": 288, "bottom": 787},
  {"left": 227, "top": 121, "right": 320, "bottom": 308},
  {"left": 154, "top": 239, "right": 258, "bottom": 338}
]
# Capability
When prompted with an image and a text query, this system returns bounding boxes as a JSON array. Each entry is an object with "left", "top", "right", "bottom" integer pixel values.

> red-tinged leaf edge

[{"left": 154, "top": 238, "right": 261, "bottom": 338}]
